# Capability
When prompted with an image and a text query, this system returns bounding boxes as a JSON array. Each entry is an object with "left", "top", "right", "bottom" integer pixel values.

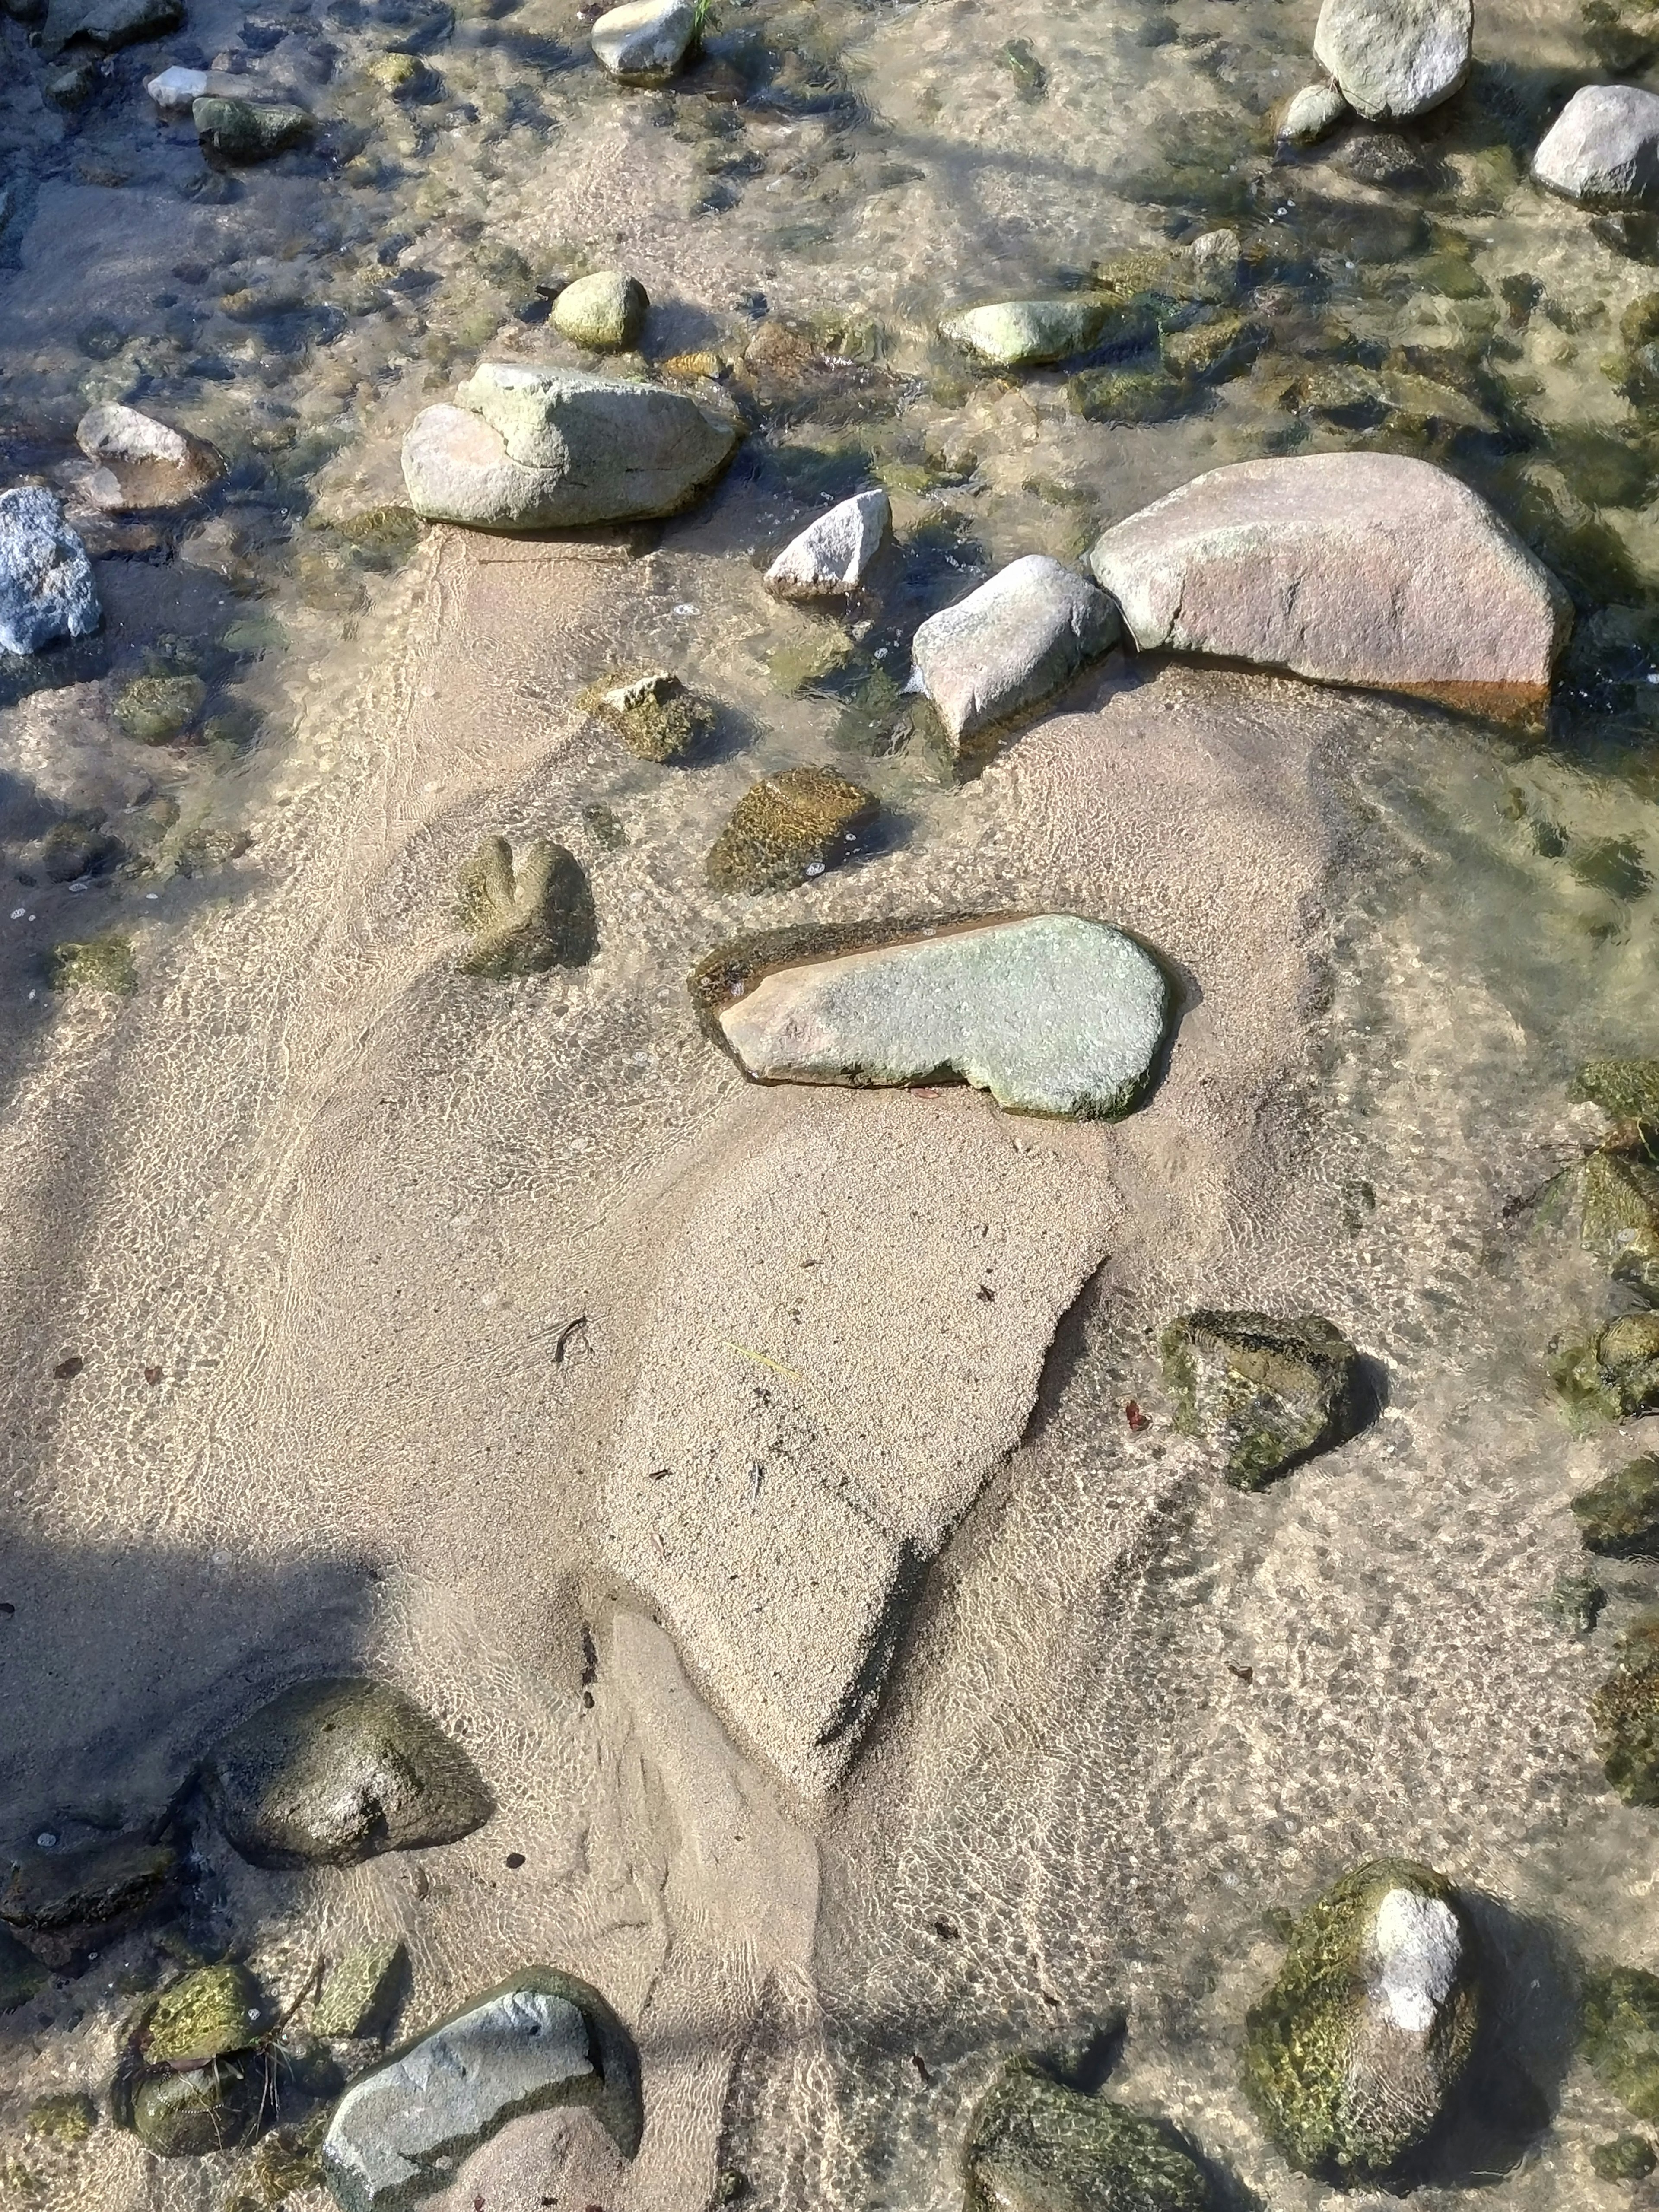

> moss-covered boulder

[
  {"left": 46, "top": 935, "right": 137, "bottom": 995},
  {"left": 1554, "top": 1314, "right": 1659, "bottom": 1422},
  {"left": 1593, "top": 1616, "right": 1659, "bottom": 1802},
  {"left": 1582, "top": 1965, "right": 1659, "bottom": 2120},
  {"left": 1241, "top": 1858, "right": 1479, "bottom": 2185},
  {"left": 1161, "top": 1310, "right": 1365, "bottom": 1489},
  {"left": 1573, "top": 1456, "right": 1659, "bottom": 1555},
  {"left": 1575, "top": 1059, "right": 1659, "bottom": 1127},
  {"left": 25, "top": 2093, "right": 95, "bottom": 2144},
  {"left": 130, "top": 2057, "right": 265, "bottom": 2157},
  {"left": 202, "top": 1677, "right": 495, "bottom": 1869},
  {"left": 705, "top": 766, "right": 878, "bottom": 894},
  {"left": 138, "top": 1963, "right": 268, "bottom": 2068},
  {"left": 583, "top": 670, "right": 714, "bottom": 763},
  {"left": 1583, "top": 1150, "right": 1659, "bottom": 1301},
  {"left": 962, "top": 2059, "right": 1215, "bottom": 2210},
  {"left": 456, "top": 836, "right": 597, "bottom": 977}
]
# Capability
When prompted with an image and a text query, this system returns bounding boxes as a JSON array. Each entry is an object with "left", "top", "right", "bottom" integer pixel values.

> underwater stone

[
  {"left": 314, "top": 1940, "right": 407, "bottom": 2040},
  {"left": 456, "top": 835, "right": 597, "bottom": 977},
  {"left": 1592, "top": 2133, "right": 1658, "bottom": 2180},
  {"left": 145, "top": 62, "right": 212, "bottom": 108},
  {"left": 963, "top": 2058, "right": 1215, "bottom": 2212},
  {"left": 131, "top": 2058, "right": 265, "bottom": 2158},
  {"left": 1594, "top": 1616, "right": 1659, "bottom": 1801},
  {"left": 1162, "top": 1310, "right": 1364, "bottom": 1489},
  {"left": 1583, "top": 1965, "right": 1659, "bottom": 2120},
  {"left": 1575, "top": 1456, "right": 1659, "bottom": 1555},
  {"left": 403, "top": 365, "right": 739, "bottom": 531},
  {"left": 585, "top": 669, "right": 713, "bottom": 762},
  {"left": 41, "top": 0, "right": 179, "bottom": 50},
  {"left": 706, "top": 766, "right": 877, "bottom": 895},
  {"left": 910, "top": 554, "right": 1118, "bottom": 755},
  {"left": 321, "top": 1969, "right": 642, "bottom": 2212},
  {"left": 202, "top": 1677, "right": 494, "bottom": 1869},
  {"left": 1313, "top": 0, "right": 1471, "bottom": 118},
  {"left": 1574, "top": 1058, "right": 1659, "bottom": 1125},
  {"left": 193, "top": 96, "right": 315, "bottom": 161},
  {"left": 1582, "top": 1149, "right": 1659, "bottom": 1300},
  {"left": 76, "top": 403, "right": 222, "bottom": 512},
  {"left": 1279, "top": 79, "right": 1349, "bottom": 144},
  {"left": 552, "top": 270, "right": 649, "bottom": 351},
  {"left": 139, "top": 1963, "right": 267, "bottom": 2068},
  {"left": 0, "top": 488, "right": 99, "bottom": 658},
  {"left": 1535, "top": 85, "right": 1659, "bottom": 207},
  {"left": 1557, "top": 1313, "right": 1659, "bottom": 1422},
  {"left": 765, "top": 489, "right": 890, "bottom": 601},
  {"left": 1068, "top": 366, "right": 1191, "bottom": 425},
  {"left": 0, "top": 1833, "right": 173, "bottom": 1954},
  {"left": 715, "top": 914, "right": 1171, "bottom": 1120},
  {"left": 591, "top": 0, "right": 697, "bottom": 82},
  {"left": 0, "top": 1926, "right": 48, "bottom": 2013},
  {"left": 939, "top": 296, "right": 1116, "bottom": 369},
  {"left": 1241, "top": 1858, "right": 1479, "bottom": 2184},
  {"left": 114, "top": 673, "right": 206, "bottom": 744},
  {"left": 47, "top": 935, "right": 136, "bottom": 994},
  {"left": 1089, "top": 453, "right": 1571, "bottom": 719},
  {"left": 25, "top": 2092, "right": 95, "bottom": 2144}
]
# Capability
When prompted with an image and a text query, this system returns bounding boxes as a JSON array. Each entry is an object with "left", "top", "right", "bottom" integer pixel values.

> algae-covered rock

[
  {"left": 131, "top": 2057, "right": 264, "bottom": 2158},
  {"left": 552, "top": 271, "right": 648, "bottom": 352},
  {"left": 0, "top": 1926, "right": 48, "bottom": 2013},
  {"left": 228, "top": 2128, "right": 324, "bottom": 2207},
  {"left": 962, "top": 2057, "right": 1215, "bottom": 2211},
  {"left": 584, "top": 669, "right": 713, "bottom": 763},
  {"left": 706, "top": 766, "right": 877, "bottom": 894},
  {"left": 193, "top": 96, "right": 314, "bottom": 162},
  {"left": 1574, "top": 1059, "right": 1659, "bottom": 1125},
  {"left": 1592, "top": 1616, "right": 1659, "bottom": 1802},
  {"left": 46, "top": 935, "right": 136, "bottom": 994},
  {"left": 456, "top": 835, "right": 597, "bottom": 977},
  {"left": 202, "top": 1678, "right": 495, "bottom": 1869},
  {"left": 1592, "top": 2130, "right": 1658, "bottom": 2179},
  {"left": 1582, "top": 1964, "right": 1659, "bottom": 2120},
  {"left": 1554, "top": 1313, "right": 1659, "bottom": 1422},
  {"left": 314, "top": 1940, "right": 407, "bottom": 2040},
  {"left": 114, "top": 673, "right": 206, "bottom": 744},
  {"left": 25, "top": 2093, "right": 95, "bottom": 2144},
  {"left": 1241, "top": 1858, "right": 1479, "bottom": 2184},
  {"left": 1574, "top": 1456, "right": 1659, "bottom": 1556},
  {"left": 1582, "top": 1150, "right": 1659, "bottom": 1300},
  {"left": 138, "top": 1963, "right": 268, "bottom": 2068},
  {"left": 1161, "top": 1310, "right": 1365, "bottom": 1488},
  {"left": 1068, "top": 366, "right": 1191, "bottom": 423}
]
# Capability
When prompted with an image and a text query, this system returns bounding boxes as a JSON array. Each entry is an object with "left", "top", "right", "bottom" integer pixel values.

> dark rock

[
  {"left": 1583, "top": 1965, "right": 1659, "bottom": 2120},
  {"left": 0, "top": 1834, "right": 175, "bottom": 1966},
  {"left": 1592, "top": 2131, "right": 1657, "bottom": 2180},
  {"left": 193, "top": 96, "right": 315, "bottom": 162},
  {"left": 130, "top": 2058, "right": 265, "bottom": 2158},
  {"left": 705, "top": 766, "right": 877, "bottom": 894},
  {"left": 583, "top": 670, "right": 713, "bottom": 763},
  {"left": 40, "top": 819, "right": 123, "bottom": 882},
  {"left": 0, "top": 1926, "right": 49, "bottom": 2013},
  {"left": 456, "top": 836, "right": 597, "bottom": 977},
  {"left": 1594, "top": 1615, "right": 1659, "bottom": 1802},
  {"left": 46, "top": 935, "right": 136, "bottom": 995},
  {"left": 41, "top": 0, "right": 181, "bottom": 51},
  {"left": 1573, "top": 1456, "right": 1659, "bottom": 1556},
  {"left": 202, "top": 1678, "right": 494, "bottom": 1869},
  {"left": 1161, "top": 1310, "right": 1365, "bottom": 1488},
  {"left": 963, "top": 2057, "right": 1215, "bottom": 2211},
  {"left": 1554, "top": 1313, "right": 1659, "bottom": 1422}
]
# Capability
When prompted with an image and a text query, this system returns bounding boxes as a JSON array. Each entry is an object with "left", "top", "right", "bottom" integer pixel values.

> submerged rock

[
  {"left": 0, "top": 1833, "right": 174, "bottom": 1963},
  {"left": 552, "top": 270, "right": 649, "bottom": 352},
  {"left": 76, "top": 402, "right": 222, "bottom": 512},
  {"left": 0, "top": 1926, "right": 48, "bottom": 2013},
  {"left": 591, "top": 0, "right": 697, "bottom": 82},
  {"left": 139, "top": 1964, "right": 268, "bottom": 2068},
  {"left": 1592, "top": 2133, "right": 1658, "bottom": 2181},
  {"left": 0, "top": 488, "right": 100, "bottom": 658},
  {"left": 1242, "top": 1858, "right": 1479, "bottom": 2184},
  {"left": 711, "top": 913, "right": 1172, "bottom": 1119},
  {"left": 585, "top": 669, "right": 713, "bottom": 762},
  {"left": 202, "top": 1678, "right": 495, "bottom": 1868},
  {"left": 939, "top": 296, "right": 1116, "bottom": 369},
  {"left": 765, "top": 489, "right": 890, "bottom": 601},
  {"left": 1313, "top": 0, "right": 1471, "bottom": 119},
  {"left": 1534, "top": 85, "right": 1659, "bottom": 207},
  {"left": 314, "top": 1941, "right": 407, "bottom": 2040},
  {"left": 1582, "top": 1149, "right": 1659, "bottom": 1300},
  {"left": 47, "top": 934, "right": 136, "bottom": 994},
  {"left": 963, "top": 2059, "right": 1214, "bottom": 2212},
  {"left": 1593, "top": 1615, "right": 1659, "bottom": 1801},
  {"left": 41, "top": 0, "right": 179, "bottom": 50},
  {"left": 1574, "top": 1456, "right": 1659, "bottom": 1555},
  {"left": 114, "top": 673, "right": 207, "bottom": 744},
  {"left": 145, "top": 62, "right": 213, "bottom": 109},
  {"left": 456, "top": 835, "right": 597, "bottom": 976},
  {"left": 193, "top": 96, "right": 315, "bottom": 161},
  {"left": 910, "top": 554, "right": 1119, "bottom": 755},
  {"left": 1555, "top": 1313, "right": 1659, "bottom": 1422},
  {"left": 1088, "top": 454, "right": 1571, "bottom": 719},
  {"left": 1279, "top": 79, "right": 1349, "bottom": 144},
  {"left": 320, "top": 1969, "right": 642, "bottom": 2212},
  {"left": 25, "top": 2093, "right": 94, "bottom": 2144},
  {"left": 706, "top": 766, "right": 878, "bottom": 894},
  {"left": 1162, "top": 1310, "right": 1364, "bottom": 1488},
  {"left": 131, "top": 2059, "right": 265, "bottom": 2158},
  {"left": 1573, "top": 1058, "right": 1659, "bottom": 1125},
  {"left": 402, "top": 364, "right": 739, "bottom": 530},
  {"left": 1583, "top": 1966, "right": 1659, "bottom": 2122}
]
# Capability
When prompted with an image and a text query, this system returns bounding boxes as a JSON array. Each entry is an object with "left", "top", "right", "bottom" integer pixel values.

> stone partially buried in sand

[
  {"left": 201, "top": 1677, "right": 494, "bottom": 1868},
  {"left": 1313, "top": 0, "right": 1471, "bottom": 120},
  {"left": 765, "top": 489, "right": 890, "bottom": 600},
  {"left": 1161, "top": 1309, "right": 1364, "bottom": 1487},
  {"left": 321, "top": 1969, "right": 642, "bottom": 2212},
  {"left": 963, "top": 2060, "right": 1216, "bottom": 2212},
  {"left": 591, "top": 0, "right": 696, "bottom": 80},
  {"left": 1534, "top": 85, "right": 1659, "bottom": 207},
  {"left": 909, "top": 554, "right": 1119, "bottom": 755},
  {"left": 402, "top": 364, "right": 739, "bottom": 530},
  {"left": 1088, "top": 454, "right": 1570, "bottom": 718},
  {"left": 712, "top": 913, "right": 1172, "bottom": 1118},
  {"left": 456, "top": 834, "right": 597, "bottom": 977},
  {"left": 705, "top": 766, "right": 878, "bottom": 893},
  {"left": 0, "top": 488, "right": 100, "bottom": 658},
  {"left": 76, "top": 403, "right": 222, "bottom": 513},
  {"left": 1242, "top": 1858, "right": 1479, "bottom": 2184}
]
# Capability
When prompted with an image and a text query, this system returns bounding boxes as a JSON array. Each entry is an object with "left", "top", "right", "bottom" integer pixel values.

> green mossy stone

[
  {"left": 130, "top": 2056, "right": 264, "bottom": 2158},
  {"left": 705, "top": 766, "right": 878, "bottom": 894},
  {"left": 1593, "top": 1621, "right": 1659, "bottom": 1802},
  {"left": 114, "top": 673, "right": 206, "bottom": 744},
  {"left": 456, "top": 836, "right": 597, "bottom": 977},
  {"left": 226, "top": 2126, "right": 324, "bottom": 2207},
  {"left": 46, "top": 935, "right": 136, "bottom": 994},
  {"left": 963, "top": 2059, "right": 1215, "bottom": 2211},
  {"left": 1546, "top": 1567, "right": 1607, "bottom": 1634},
  {"left": 193, "top": 96, "right": 315, "bottom": 162},
  {"left": 1573, "top": 1456, "right": 1659, "bottom": 1556},
  {"left": 139, "top": 1963, "right": 266, "bottom": 2068},
  {"left": 1582, "top": 1152, "right": 1659, "bottom": 1301},
  {"left": 1591, "top": 2130, "right": 1658, "bottom": 2180},
  {"left": 313, "top": 1940, "right": 407, "bottom": 2040},
  {"left": 1160, "top": 312, "right": 1257, "bottom": 382},
  {"left": 1068, "top": 367, "right": 1191, "bottom": 424},
  {"left": 1161, "top": 1310, "right": 1363, "bottom": 1489},
  {"left": 1556, "top": 1315, "right": 1659, "bottom": 1424},
  {"left": 25, "top": 2093, "right": 95, "bottom": 2145},
  {"left": 1241, "top": 1858, "right": 1478, "bottom": 2185},
  {"left": 1583, "top": 1966, "right": 1659, "bottom": 2121},
  {"left": 584, "top": 670, "right": 714, "bottom": 762},
  {"left": 1574, "top": 1060, "right": 1659, "bottom": 1125},
  {"left": 0, "top": 1927, "right": 48, "bottom": 2013}
]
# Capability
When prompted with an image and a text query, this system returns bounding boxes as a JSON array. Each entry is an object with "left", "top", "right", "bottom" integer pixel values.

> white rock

[
  {"left": 909, "top": 553, "right": 1119, "bottom": 753},
  {"left": 591, "top": 0, "right": 697, "bottom": 82},
  {"left": 76, "top": 403, "right": 222, "bottom": 512},
  {"left": 1278, "top": 79, "right": 1349, "bottom": 144},
  {"left": 1313, "top": 0, "right": 1471, "bottom": 119},
  {"left": 0, "top": 489, "right": 100, "bottom": 658},
  {"left": 145, "top": 64, "right": 210, "bottom": 110},
  {"left": 1534, "top": 83, "right": 1659, "bottom": 206},
  {"left": 764, "top": 489, "right": 890, "bottom": 600},
  {"left": 1369, "top": 1888, "right": 1462, "bottom": 2034}
]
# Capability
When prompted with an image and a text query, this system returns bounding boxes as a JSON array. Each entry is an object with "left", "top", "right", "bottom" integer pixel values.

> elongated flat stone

[{"left": 713, "top": 914, "right": 1171, "bottom": 1120}]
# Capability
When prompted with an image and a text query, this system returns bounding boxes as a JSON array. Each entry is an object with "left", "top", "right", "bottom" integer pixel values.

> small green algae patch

[
  {"left": 1591, "top": 2130, "right": 1657, "bottom": 2180},
  {"left": 1583, "top": 1966, "right": 1659, "bottom": 2121},
  {"left": 1573, "top": 1456, "right": 1659, "bottom": 1556},
  {"left": 23, "top": 2094, "right": 94, "bottom": 2146},
  {"left": 1573, "top": 1059, "right": 1659, "bottom": 1126},
  {"left": 1582, "top": 1150, "right": 1659, "bottom": 1302},
  {"left": 1554, "top": 1314, "right": 1659, "bottom": 1424},
  {"left": 114, "top": 674, "right": 207, "bottom": 745},
  {"left": 1593, "top": 1616, "right": 1659, "bottom": 1803},
  {"left": 46, "top": 936, "right": 136, "bottom": 994}
]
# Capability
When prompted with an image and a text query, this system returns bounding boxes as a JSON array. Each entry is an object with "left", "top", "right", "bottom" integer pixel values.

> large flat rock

[
  {"left": 1088, "top": 453, "right": 1570, "bottom": 718},
  {"left": 1534, "top": 84, "right": 1659, "bottom": 207},
  {"left": 1312, "top": 0, "right": 1471, "bottom": 119}
]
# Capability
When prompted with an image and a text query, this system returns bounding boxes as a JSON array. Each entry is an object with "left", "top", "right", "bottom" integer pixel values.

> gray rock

[
  {"left": 1161, "top": 1309, "right": 1365, "bottom": 1488},
  {"left": 0, "top": 1832, "right": 172, "bottom": 1969},
  {"left": 320, "top": 1969, "right": 642, "bottom": 2212},
  {"left": 552, "top": 270, "right": 649, "bottom": 351},
  {"left": 76, "top": 403, "right": 222, "bottom": 512},
  {"left": 1087, "top": 453, "right": 1571, "bottom": 718},
  {"left": 715, "top": 913, "right": 1171, "bottom": 1119},
  {"left": 765, "top": 489, "right": 890, "bottom": 600},
  {"left": 192, "top": 96, "right": 314, "bottom": 161},
  {"left": 0, "top": 489, "right": 100, "bottom": 658},
  {"left": 964, "top": 2059, "right": 1216, "bottom": 2212},
  {"left": 201, "top": 1677, "right": 494, "bottom": 1869},
  {"left": 938, "top": 296, "right": 1116, "bottom": 368},
  {"left": 909, "top": 554, "right": 1118, "bottom": 753},
  {"left": 41, "top": 0, "right": 178, "bottom": 51},
  {"left": 1278, "top": 79, "right": 1349, "bottom": 144},
  {"left": 1189, "top": 227, "right": 1244, "bottom": 301},
  {"left": 1534, "top": 84, "right": 1659, "bottom": 207},
  {"left": 591, "top": 0, "right": 696, "bottom": 82},
  {"left": 1312, "top": 0, "right": 1471, "bottom": 118},
  {"left": 401, "top": 365, "right": 739, "bottom": 531}
]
